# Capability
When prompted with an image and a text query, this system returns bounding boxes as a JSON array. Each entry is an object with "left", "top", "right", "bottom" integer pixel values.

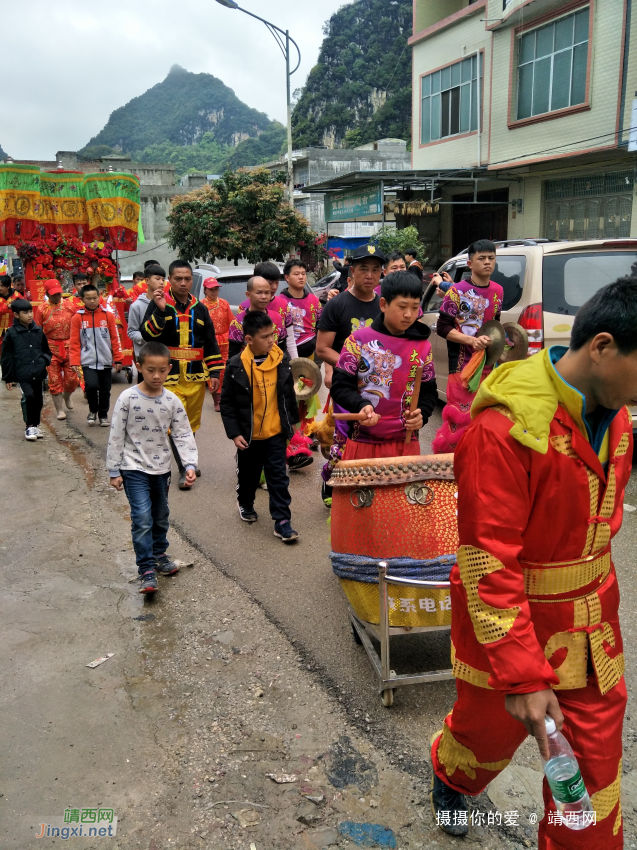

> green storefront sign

[{"left": 325, "top": 183, "right": 383, "bottom": 222}]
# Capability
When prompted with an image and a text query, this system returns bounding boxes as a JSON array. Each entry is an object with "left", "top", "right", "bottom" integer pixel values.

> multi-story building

[{"left": 410, "top": 0, "right": 636, "bottom": 257}]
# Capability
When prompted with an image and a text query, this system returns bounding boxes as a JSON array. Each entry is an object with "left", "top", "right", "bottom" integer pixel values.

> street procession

[{"left": 2, "top": 1, "right": 637, "bottom": 848}]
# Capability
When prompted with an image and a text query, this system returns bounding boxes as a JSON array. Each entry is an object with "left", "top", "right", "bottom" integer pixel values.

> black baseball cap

[{"left": 350, "top": 245, "right": 386, "bottom": 265}]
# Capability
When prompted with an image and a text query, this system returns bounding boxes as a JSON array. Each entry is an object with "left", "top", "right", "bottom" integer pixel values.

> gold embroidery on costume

[
  {"left": 582, "top": 468, "right": 601, "bottom": 557},
  {"left": 522, "top": 552, "right": 610, "bottom": 597},
  {"left": 550, "top": 433, "right": 578, "bottom": 458},
  {"left": 437, "top": 722, "right": 510, "bottom": 780},
  {"left": 591, "top": 759, "right": 622, "bottom": 835},
  {"left": 589, "top": 622, "right": 624, "bottom": 695},
  {"left": 450, "top": 641, "right": 492, "bottom": 689},
  {"left": 614, "top": 433, "right": 630, "bottom": 457},
  {"left": 457, "top": 546, "right": 520, "bottom": 644},
  {"left": 544, "top": 631, "right": 588, "bottom": 689}
]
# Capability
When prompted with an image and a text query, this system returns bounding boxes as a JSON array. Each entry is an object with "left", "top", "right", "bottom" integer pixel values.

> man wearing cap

[
  {"left": 202, "top": 278, "right": 233, "bottom": 412},
  {"left": 315, "top": 245, "right": 385, "bottom": 502},
  {"left": 35, "top": 279, "right": 79, "bottom": 419}
]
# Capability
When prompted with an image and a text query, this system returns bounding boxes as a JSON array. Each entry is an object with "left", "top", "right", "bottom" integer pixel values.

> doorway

[{"left": 452, "top": 189, "right": 509, "bottom": 256}]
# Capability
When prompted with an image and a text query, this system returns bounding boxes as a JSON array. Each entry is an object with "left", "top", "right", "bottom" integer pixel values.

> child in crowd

[
  {"left": 220, "top": 310, "right": 300, "bottom": 543},
  {"left": 331, "top": 271, "right": 438, "bottom": 461},
  {"left": 279, "top": 259, "right": 322, "bottom": 359},
  {"left": 107, "top": 341, "right": 198, "bottom": 594},
  {"left": 127, "top": 265, "right": 166, "bottom": 371},
  {"left": 69, "top": 284, "right": 122, "bottom": 426},
  {"left": 1, "top": 299, "right": 52, "bottom": 441},
  {"left": 128, "top": 270, "right": 146, "bottom": 301},
  {"left": 229, "top": 276, "right": 298, "bottom": 360}
]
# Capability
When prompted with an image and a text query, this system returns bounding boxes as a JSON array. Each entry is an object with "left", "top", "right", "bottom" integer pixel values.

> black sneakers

[
  {"left": 87, "top": 412, "right": 97, "bottom": 426},
  {"left": 139, "top": 570, "right": 158, "bottom": 594},
  {"left": 156, "top": 557, "right": 180, "bottom": 576},
  {"left": 274, "top": 521, "right": 299, "bottom": 543},
  {"left": 238, "top": 504, "right": 258, "bottom": 523},
  {"left": 288, "top": 454, "right": 313, "bottom": 471},
  {"left": 430, "top": 747, "right": 469, "bottom": 837}
]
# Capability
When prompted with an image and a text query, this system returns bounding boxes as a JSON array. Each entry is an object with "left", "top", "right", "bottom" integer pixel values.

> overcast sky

[{"left": 3, "top": 0, "right": 352, "bottom": 160}]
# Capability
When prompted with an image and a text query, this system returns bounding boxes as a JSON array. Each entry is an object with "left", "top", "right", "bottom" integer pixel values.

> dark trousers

[
  {"left": 121, "top": 470, "right": 171, "bottom": 575},
  {"left": 236, "top": 432, "right": 291, "bottom": 523},
  {"left": 83, "top": 367, "right": 112, "bottom": 417},
  {"left": 20, "top": 380, "right": 44, "bottom": 428}
]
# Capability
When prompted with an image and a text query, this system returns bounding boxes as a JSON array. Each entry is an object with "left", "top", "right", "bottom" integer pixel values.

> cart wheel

[
  {"left": 381, "top": 688, "right": 395, "bottom": 708},
  {"left": 126, "top": 368, "right": 133, "bottom": 384},
  {"left": 351, "top": 624, "right": 363, "bottom": 645}
]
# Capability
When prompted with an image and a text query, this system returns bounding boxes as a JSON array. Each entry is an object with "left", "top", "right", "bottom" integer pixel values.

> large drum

[{"left": 329, "top": 454, "right": 458, "bottom": 628}]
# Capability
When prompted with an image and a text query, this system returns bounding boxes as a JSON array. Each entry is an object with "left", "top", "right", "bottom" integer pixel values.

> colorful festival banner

[{"left": 0, "top": 165, "right": 140, "bottom": 250}]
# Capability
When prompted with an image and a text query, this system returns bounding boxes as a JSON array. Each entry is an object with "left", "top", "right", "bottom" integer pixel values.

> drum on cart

[{"left": 329, "top": 454, "right": 458, "bottom": 706}]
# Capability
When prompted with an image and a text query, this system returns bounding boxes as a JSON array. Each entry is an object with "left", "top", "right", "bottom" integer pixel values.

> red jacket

[{"left": 70, "top": 306, "right": 122, "bottom": 368}]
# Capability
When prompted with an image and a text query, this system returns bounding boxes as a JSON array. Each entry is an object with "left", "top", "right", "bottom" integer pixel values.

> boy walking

[
  {"left": 220, "top": 311, "right": 300, "bottom": 543},
  {"left": 107, "top": 341, "right": 198, "bottom": 594},
  {"left": 70, "top": 284, "right": 122, "bottom": 426},
  {"left": 1, "top": 299, "right": 52, "bottom": 441},
  {"left": 127, "top": 265, "right": 165, "bottom": 374}
]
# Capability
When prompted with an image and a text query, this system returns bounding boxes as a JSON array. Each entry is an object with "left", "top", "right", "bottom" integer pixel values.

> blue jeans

[{"left": 121, "top": 470, "right": 171, "bottom": 575}]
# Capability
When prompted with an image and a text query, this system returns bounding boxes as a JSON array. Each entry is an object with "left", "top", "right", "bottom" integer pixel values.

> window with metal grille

[
  {"left": 421, "top": 55, "right": 483, "bottom": 145},
  {"left": 517, "top": 8, "right": 589, "bottom": 120},
  {"left": 543, "top": 171, "right": 634, "bottom": 241}
]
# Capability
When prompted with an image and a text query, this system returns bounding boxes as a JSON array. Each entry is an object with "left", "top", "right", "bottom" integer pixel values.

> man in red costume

[
  {"left": 202, "top": 278, "right": 233, "bottom": 412},
  {"left": 0, "top": 274, "right": 20, "bottom": 358},
  {"left": 35, "top": 279, "right": 79, "bottom": 420},
  {"left": 430, "top": 277, "right": 637, "bottom": 848}
]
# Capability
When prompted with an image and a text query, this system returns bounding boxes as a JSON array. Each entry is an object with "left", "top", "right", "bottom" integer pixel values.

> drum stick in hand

[
  {"left": 333, "top": 412, "right": 382, "bottom": 422},
  {"left": 405, "top": 364, "right": 424, "bottom": 445}
]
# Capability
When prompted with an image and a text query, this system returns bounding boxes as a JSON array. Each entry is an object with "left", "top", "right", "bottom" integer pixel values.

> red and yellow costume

[
  {"left": 128, "top": 281, "right": 146, "bottom": 301},
  {"left": 203, "top": 293, "right": 233, "bottom": 404},
  {"left": 431, "top": 347, "right": 632, "bottom": 849},
  {"left": 0, "top": 289, "right": 21, "bottom": 356},
  {"left": 35, "top": 298, "right": 80, "bottom": 396}
]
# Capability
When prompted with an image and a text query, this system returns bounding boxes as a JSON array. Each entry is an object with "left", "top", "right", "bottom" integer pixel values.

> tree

[
  {"left": 370, "top": 225, "right": 428, "bottom": 262},
  {"left": 167, "top": 168, "right": 315, "bottom": 265}
]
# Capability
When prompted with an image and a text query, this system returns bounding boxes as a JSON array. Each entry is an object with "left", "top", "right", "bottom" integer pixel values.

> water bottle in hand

[{"left": 542, "top": 716, "right": 594, "bottom": 830}]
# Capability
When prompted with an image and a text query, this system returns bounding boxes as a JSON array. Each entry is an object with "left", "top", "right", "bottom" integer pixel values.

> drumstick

[
  {"left": 405, "top": 365, "right": 424, "bottom": 445},
  {"left": 332, "top": 412, "right": 382, "bottom": 422}
]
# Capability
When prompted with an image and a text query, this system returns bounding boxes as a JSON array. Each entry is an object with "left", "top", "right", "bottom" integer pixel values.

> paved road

[{"left": 67, "top": 370, "right": 637, "bottom": 841}]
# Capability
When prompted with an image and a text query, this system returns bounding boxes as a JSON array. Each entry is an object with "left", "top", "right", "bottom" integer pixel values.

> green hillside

[
  {"left": 80, "top": 65, "right": 275, "bottom": 161},
  {"left": 292, "top": 0, "right": 412, "bottom": 149}
]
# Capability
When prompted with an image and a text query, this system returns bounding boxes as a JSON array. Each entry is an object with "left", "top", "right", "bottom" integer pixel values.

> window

[
  {"left": 516, "top": 8, "right": 589, "bottom": 120},
  {"left": 543, "top": 252, "right": 637, "bottom": 315},
  {"left": 421, "top": 55, "right": 483, "bottom": 145}
]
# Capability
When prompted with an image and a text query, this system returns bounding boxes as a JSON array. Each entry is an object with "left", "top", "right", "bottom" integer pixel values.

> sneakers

[
  {"left": 139, "top": 570, "right": 158, "bottom": 594},
  {"left": 99, "top": 417, "right": 110, "bottom": 427},
  {"left": 156, "top": 556, "right": 180, "bottom": 576},
  {"left": 274, "top": 521, "right": 299, "bottom": 543},
  {"left": 24, "top": 426, "right": 38, "bottom": 442},
  {"left": 238, "top": 504, "right": 258, "bottom": 523},
  {"left": 288, "top": 453, "right": 313, "bottom": 471},
  {"left": 34, "top": 427, "right": 44, "bottom": 439},
  {"left": 430, "top": 735, "right": 469, "bottom": 836},
  {"left": 87, "top": 412, "right": 97, "bottom": 426}
]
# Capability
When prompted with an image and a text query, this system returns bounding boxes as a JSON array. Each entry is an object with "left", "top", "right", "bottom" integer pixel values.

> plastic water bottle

[{"left": 542, "top": 716, "right": 594, "bottom": 830}]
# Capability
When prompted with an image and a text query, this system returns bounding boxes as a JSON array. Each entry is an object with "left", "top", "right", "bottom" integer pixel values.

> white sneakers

[{"left": 25, "top": 427, "right": 38, "bottom": 441}]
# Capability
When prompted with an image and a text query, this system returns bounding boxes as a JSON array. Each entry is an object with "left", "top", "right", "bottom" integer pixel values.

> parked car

[
  {"left": 192, "top": 264, "right": 285, "bottom": 313},
  {"left": 419, "top": 237, "right": 637, "bottom": 429}
]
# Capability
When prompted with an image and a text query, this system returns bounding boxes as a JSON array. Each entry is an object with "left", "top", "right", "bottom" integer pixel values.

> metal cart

[{"left": 349, "top": 562, "right": 453, "bottom": 707}]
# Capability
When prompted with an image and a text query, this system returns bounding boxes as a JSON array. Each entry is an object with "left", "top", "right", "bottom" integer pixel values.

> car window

[
  {"left": 543, "top": 252, "right": 637, "bottom": 315},
  {"left": 191, "top": 272, "right": 203, "bottom": 302},
  {"left": 491, "top": 256, "right": 526, "bottom": 311}
]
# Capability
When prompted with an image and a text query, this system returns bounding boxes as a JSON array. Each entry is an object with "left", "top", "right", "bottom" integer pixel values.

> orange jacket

[{"left": 70, "top": 306, "right": 122, "bottom": 368}]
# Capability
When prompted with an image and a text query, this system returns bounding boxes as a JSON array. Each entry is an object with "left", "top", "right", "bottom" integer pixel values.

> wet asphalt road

[{"left": 68, "top": 371, "right": 637, "bottom": 774}]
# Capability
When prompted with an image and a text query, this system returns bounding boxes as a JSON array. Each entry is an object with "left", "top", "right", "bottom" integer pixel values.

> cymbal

[
  {"left": 500, "top": 322, "right": 529, "bottom": 363},
  {"left": 291, "top": 357, "right": 322, "bottom": 400},
  {"left": 479, "top": 320, "right": 506, "bottom": 367}
]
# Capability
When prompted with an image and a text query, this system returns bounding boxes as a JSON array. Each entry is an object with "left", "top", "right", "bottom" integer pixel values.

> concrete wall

[{"left": 414, "top": 0, "right": 470, "bottom": 33}]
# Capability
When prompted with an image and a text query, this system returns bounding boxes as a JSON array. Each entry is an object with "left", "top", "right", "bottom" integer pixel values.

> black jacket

[
  {"left": 331, "top": 314, "right": 438, "bottom": 431},
  {"left": 1, "top": 319, "right": 52, "bottom": 383},
  {"left": 220, "top": 348, "right": 300, "bottom": 444}
]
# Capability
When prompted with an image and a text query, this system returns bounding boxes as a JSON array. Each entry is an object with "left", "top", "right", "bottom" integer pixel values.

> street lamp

[{"left": 214, "top": 0, "right": 301, "bottom": 206}]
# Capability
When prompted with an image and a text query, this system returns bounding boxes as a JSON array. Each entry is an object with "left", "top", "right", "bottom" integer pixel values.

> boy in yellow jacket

[{"left": 220, "top": 311, "right": 300, "bottom": 543}]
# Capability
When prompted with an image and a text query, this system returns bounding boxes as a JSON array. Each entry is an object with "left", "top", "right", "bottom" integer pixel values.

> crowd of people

[{"left": 2, "top": 241, "right": 637, "bottom": 848}]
